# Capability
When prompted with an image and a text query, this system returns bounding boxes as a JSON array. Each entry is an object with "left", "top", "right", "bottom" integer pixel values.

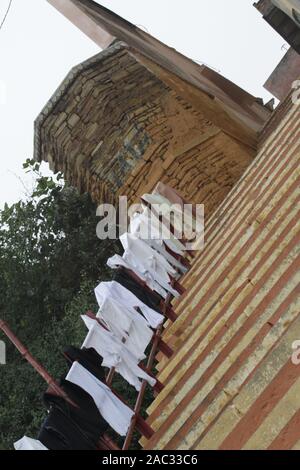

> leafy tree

[{"left": 0, "top": 161, "right": 131, "bottom": 449}]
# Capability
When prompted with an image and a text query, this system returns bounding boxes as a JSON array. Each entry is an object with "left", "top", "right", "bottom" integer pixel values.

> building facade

[{"left": 34, "top": 0, "right": 300, "bottom": 450}]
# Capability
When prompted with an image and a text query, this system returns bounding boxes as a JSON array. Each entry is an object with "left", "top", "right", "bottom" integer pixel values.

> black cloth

[
  {"left": 63, "top": 346, "right": 106, "bottom": 383},
  {"left": 113, "top": 267, "right": 163, "bottom": 313},
  {"left": 42, "top": 379, "right": 109, "bottom": 449},
  {"left": 38, "top": 406, "right": 97, "bottom": 450}
]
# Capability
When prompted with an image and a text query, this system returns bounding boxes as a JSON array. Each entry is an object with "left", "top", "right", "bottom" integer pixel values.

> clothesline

[
  {"left": 0, "top": 319, "right": 118, "bottom": 451},
  {"left": 1, "top": 285, "right": 178, "bottom": 449},
  {"left": 1, "top": 182, "right": 199, "bottom": 451}
]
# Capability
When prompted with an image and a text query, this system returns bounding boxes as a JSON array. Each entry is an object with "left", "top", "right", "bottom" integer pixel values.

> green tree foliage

[{"left": 0, "top": 161, "right": 127, "bottom": 449}]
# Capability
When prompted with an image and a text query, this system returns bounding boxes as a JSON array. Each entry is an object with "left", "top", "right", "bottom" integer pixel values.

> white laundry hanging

[
  {"left": 142, "top": 193, "right": 201, "bottom": 242},
  {"left": 14, "top": 436, "right": 48, "bottom": 451},
  {"left": 130, "top": 207, "right": 186, "bottom": 255},
  {"left": 142, "top": 238, "right": 187, "bottom": 274},
  {"left": 120, "top": 232, "right": 176, "bottom": 279},
  {"left": 66, "top": 361, "right": 134, "bottom": 436},
  {"left": 129, "top": 209, "right": 187, "bottom": 273},
  {"left": 107, "top": 254, "right": 171, "bottom": 299},
  {"left": 96, "top": 296, "right": 153, "bottom": 360},
  {"left": 95, "top": 281, "right": 164, "bottom": 328},
  {"left": 152, "top": 181, "right": 185, "bottom": 207},
  {"left": 81, "top": 315, "right": 156, "bottom": 392},
  {"left": 107, "top": 233, "right": 180, "bottom": 298}
]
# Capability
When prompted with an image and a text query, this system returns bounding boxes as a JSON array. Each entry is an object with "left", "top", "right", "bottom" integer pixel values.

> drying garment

[
  {"left": 120, "top": 232, "right": 177, "bottom": 280},
  {"left": 107, "top": 253, "right": 169, "bottom": 299},
  {"left": 146, "top": 239, "right": 187, "bottom": 273},
  {"left": 81, "top": 315, "right": 156, "bottom": 391},
  {"left": 60, "top": 379, "right": 109, "bottom": 441},
  {"left": 113, "top": 268, "right": 163, "bottom": 312},
  {"left": 43, "top": 378, "right": 109, "bottom": 446},
  {"left": 96, "top": 296, "right": 153, "bottom": 359},
  {"left": 63, "top": 346, "right": 106, "bottom": 383},
  {"left": 95, "top": 279, "right": 164, "bottom": 328},
  {"left": 130, "top": 207, "right": 186, "bottom": 256},
  {"left": 141, "top": 193, "right": 201, "bottom": 242},
  {"left": 153, "top": 182, "right": 205, "bottom": 236},
  {"left": 38, "top": 406, "right": 96, "bottom": 450},
  {"left": 14, "top": 436, "right": 48, "bottom": 451},
  {"left": 107, "top": 233, "right": 179, "bottom": 298},
  {"left": 141, "top": 193, "right": 188, "bottom": 247},
  {"left": 66, "top": 362, "right": 134, "bottom": 436}
]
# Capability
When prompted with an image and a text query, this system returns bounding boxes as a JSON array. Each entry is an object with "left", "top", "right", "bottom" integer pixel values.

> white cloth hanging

[
  {"left": 151, "top": 185, "right": 204, "bottom": 237},
  {"left": 66, "top": 361, "right": 134, "bottom": 436},
  {"left": 107, "top": 233, "right": 180, "bottom": 298},
  {"left": 14, "top": 436, "right": 48, "bottom": 451},
  {"left": 81, "top": 316, "right": 156, "bottom": 391},
  {"left": 120, "top": 232, "right": 177, "bottom": 283},
  {"left": 107, "top": 254, "right": 171, "bottom": 299},
  {"left": 129, "top": 210, "right": 187, "bottom": 273},
  {"left": 142, "top": 238, "right": 187, "bottom": 274},
  {"left": 130, "top": 207, "right": 186, "bottom": 255},
  {"left": 95, "top": 281, "right": 164, "bottom": 328},
  {"left": 82, "top": 313, "right": 128, "bottom": 359},
  {"left": 142, "top": 193, "right": 201, "bottom": 241},
  {"left": 96, "top": 296, "right": 153, "bottom": 360}
]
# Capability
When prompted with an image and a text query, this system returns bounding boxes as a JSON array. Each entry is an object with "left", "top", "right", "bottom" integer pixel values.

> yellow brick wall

[{"left": 142, "top": 95, "right": 300, "bottom": 450}]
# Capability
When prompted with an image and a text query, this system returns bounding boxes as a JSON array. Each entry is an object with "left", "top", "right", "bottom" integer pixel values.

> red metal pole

[
  {"left": 0, "top": 319, "right": 120, "bottom": 451},
  {"left": 122, "top": 287, "right": 173, "bottom": 450},
  {"left": 0, "top": 320, "right": 78, "bottom": 408}
]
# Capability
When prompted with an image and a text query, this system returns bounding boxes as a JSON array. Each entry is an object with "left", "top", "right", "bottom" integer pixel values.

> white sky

[{"left": 0, "top": 0, "right": 287, "bottom": 207}]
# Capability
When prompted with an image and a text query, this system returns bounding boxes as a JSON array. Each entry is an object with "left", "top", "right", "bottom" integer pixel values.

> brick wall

[
  {"left": 35, "top": 42, "right": 257, "bottom": 217},
  {"left": 142, "top": 93, "right": 300, "bottom": 450}
]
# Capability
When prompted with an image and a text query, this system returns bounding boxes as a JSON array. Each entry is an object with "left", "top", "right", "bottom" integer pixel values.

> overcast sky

[{"left": 0, "top": 0, "right": 287, "bottom": 207}]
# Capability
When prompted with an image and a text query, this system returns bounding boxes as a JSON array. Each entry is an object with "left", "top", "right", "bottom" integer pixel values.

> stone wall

[{"left": 35, "top": 42, "right": 256, "bottom": 217}]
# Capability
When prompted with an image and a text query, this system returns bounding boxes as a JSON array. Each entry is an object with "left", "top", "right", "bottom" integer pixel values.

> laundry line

[{"left": 2, "top": 181, "right": 198, "bottom": 450}]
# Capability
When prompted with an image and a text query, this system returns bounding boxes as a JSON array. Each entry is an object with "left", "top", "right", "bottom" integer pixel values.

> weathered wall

[
  {"left": 141, "top": 94, "right": 300, "bottom": 450},
  {"left": 35, "top": 42, "right": 258, "bottom": 217},
  {"left": 264, "top": 48, "right": 300, "bottom": 101},
  {"left": 121, "top": 129, "right": 252, "bottom": 216}
]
